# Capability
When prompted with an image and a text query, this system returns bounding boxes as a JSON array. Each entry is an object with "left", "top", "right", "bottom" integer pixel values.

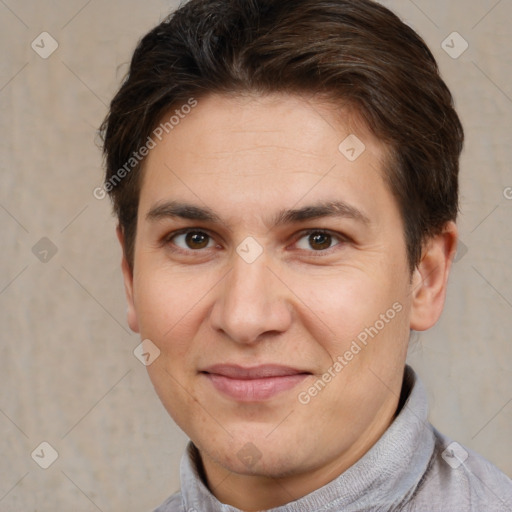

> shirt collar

[{"left": 180, "top": 365, "right": 435, "bottom": 511}]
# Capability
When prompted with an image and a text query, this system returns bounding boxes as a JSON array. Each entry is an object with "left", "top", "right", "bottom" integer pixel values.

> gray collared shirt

[{"left": 153, "top": 366, "right": 512, "bottom": 511}]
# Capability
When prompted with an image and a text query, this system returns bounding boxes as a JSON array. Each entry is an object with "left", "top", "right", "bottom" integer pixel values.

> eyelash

[{"left": 163, "top": 228, "right": 348, "bottom": 257}]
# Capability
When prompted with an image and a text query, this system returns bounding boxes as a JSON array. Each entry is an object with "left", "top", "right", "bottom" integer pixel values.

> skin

[{"left": 118, "top": 93, "right": 457, "bottom": 511}]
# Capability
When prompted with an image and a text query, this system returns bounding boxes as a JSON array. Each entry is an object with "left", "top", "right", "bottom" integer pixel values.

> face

[{"left": 121, "top": 93, "right": 452, "bottom": 500}]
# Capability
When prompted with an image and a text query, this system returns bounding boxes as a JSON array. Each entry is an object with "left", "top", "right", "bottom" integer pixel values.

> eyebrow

[
  {"left": 146, "top": 200, "right": 370, "bottom": 227},
  {"left": 272, "top": 201, "right": 370, "bottom": 226},
  {"left": 147, "top": 202, "right": 222, "bottom": 223}
]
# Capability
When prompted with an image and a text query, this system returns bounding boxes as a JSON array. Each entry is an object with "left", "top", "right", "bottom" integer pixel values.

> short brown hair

[{"left": 100, "top": 0, "right": 464, "bottom": 271}]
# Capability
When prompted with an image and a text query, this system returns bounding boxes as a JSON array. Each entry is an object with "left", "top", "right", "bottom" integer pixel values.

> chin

[{"left": 198, "top": 431, "right": 311, "bottom": 478}]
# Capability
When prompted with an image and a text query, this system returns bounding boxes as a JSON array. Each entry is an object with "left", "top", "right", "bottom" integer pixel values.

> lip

[{"left": 200, "top": 364, "right": 311, "bottom": 401}]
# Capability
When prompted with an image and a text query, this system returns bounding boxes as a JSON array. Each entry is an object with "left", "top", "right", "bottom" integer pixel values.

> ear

[
  {"left": 409, "top": 221, "right": 458, "bottom": 331},
  {"left": 116, "top": 225, "right": 140, "bottom": 333}
]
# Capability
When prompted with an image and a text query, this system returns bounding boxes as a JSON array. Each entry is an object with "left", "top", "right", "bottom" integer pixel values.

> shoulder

[
  {"left": 404, "top": 428, "right": 512, "bottom": 512},
  {"left": 151, "top": 491, "right": 184, "bottom": 512}
]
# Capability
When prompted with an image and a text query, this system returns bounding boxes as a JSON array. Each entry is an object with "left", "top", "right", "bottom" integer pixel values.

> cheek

[
  {"left": 134, "top": 268, "right": 211, "bottom": 428},
  {"left": 289, "top": 266, "right": 410, "bottom": 380},
  {"left": 133, "top": 265, "right": 212, "bottom": 352},
  {"left": 291, "top": 272, "right": 390, "bottom": 340}
]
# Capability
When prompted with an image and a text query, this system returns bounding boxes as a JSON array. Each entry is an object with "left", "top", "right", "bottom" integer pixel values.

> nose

[{"left": 209, "top": 252, "right": 293, "bottom": 345}]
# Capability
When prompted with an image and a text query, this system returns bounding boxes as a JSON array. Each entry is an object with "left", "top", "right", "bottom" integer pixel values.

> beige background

[{"left": 0, "top": 0, "right": 511, "bottom": 510}]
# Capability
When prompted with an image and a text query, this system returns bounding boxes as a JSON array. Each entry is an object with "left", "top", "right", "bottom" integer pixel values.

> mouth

[{"left": 200, "top": 364, "right": 312, "bottom": 402}]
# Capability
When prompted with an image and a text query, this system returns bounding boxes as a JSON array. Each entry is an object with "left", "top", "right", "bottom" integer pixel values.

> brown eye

[
  {"left": 308, "top": 232, "right": 332, "bottom": 250},
  {"left": 185, "top": 231, "right": 210, "bottom": 249},
  {"left": 171, "top": 230, "right": 214, "bottom": 250},
  {"left": 295, "top": 230, "right": 342, "bottom": 252}
]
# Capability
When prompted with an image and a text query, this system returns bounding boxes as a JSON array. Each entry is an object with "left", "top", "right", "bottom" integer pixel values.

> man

[{"left": 100, "top": 0, "right": 512, "bottom": 510}]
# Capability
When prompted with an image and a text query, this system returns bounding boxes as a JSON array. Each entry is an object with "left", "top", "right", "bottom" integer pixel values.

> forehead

[
  {"left": 138, "top": 93, "right": 395, "bottom": 224},
  {"left": 150, "top": 93, "right": 382, "bottom": 161}
]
